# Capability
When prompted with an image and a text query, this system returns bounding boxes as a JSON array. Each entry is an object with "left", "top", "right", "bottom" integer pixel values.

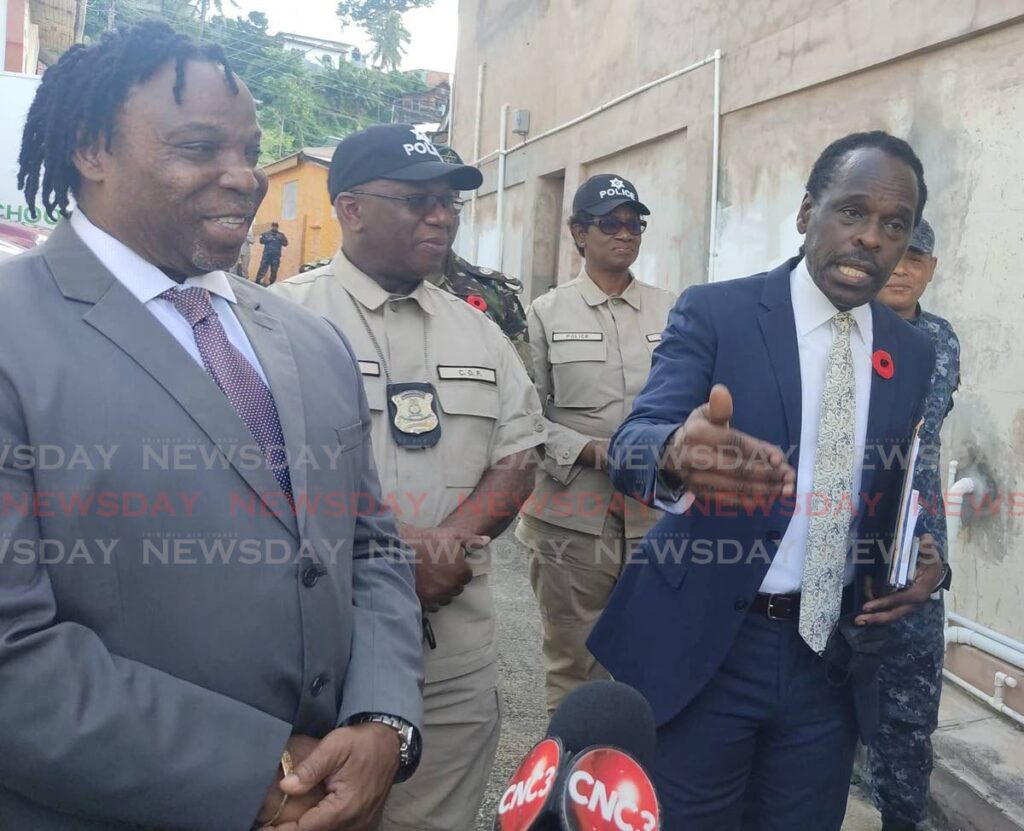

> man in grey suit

[{"left": 0, "top": 22, "right": 423, "bottom": 830}]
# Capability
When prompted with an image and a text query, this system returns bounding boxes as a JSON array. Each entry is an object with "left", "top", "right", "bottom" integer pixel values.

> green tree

[
  {"left": 80, "top": 2, "right": 427, "bottom": 163},
  {"left": 336, "top": 0, "right": 435, "bottom": 71}
]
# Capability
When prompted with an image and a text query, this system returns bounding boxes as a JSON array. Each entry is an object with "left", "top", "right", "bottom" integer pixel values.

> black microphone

[
  {"left": 546, "top": 680, "right": 657, "bottom": 766},
  {"left": 493, "top": 681, "right": 661, "bottom": 830}
]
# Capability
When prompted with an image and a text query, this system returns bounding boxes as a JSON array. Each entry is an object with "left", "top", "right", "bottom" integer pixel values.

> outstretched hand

[{"left": 662, "top": 385, "right": 796, "bottom": 505}]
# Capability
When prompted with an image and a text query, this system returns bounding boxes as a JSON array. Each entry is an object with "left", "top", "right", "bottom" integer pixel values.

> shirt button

[
  {"left": 302, "top": 566, "right": 321, "bottom": 587},
  {"left": 562, "top": 450, "right": 571, "bottom": 458},
  {"left": 734, "top": 599, "right": 748, "bottom": 612},
  {"left": 310, "top": 675, "right": 328, "bottom": 697}
]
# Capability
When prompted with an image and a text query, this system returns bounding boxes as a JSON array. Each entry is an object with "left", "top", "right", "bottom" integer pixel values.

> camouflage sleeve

[
  {"left": 913, "top": 323, "right": 961, "bottom": 558},
  {"left": 483, "top": 281, "right": 533, "bottom": 379},
  {"left": 440, "top": 260, "right": 534, "bottom": 379}
]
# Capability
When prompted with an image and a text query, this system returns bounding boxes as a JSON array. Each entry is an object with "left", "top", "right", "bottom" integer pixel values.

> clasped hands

[{"left": 254, "top": 724, "right": 400, "bottom": 830}]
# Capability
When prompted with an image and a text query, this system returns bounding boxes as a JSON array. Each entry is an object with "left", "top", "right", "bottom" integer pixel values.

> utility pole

[
  {"left": 107, "top": 0, "right": 117, "bottom": 31},
  {"left": 199, "top": 0, "right": 209, "bottom": 40}
]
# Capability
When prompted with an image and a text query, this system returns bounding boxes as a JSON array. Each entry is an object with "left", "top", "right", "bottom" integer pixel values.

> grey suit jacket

[{"left": 0, "top": 222, "right": 423, "bottom": 829}]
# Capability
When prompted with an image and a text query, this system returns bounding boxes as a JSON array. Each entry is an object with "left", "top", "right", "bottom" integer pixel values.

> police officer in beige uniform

[
  {"left": 272, "top": 124, "right": 544, "bottom": 831},
  {"left": 517, "top": 174, "right": 676, "bottom": 713}
]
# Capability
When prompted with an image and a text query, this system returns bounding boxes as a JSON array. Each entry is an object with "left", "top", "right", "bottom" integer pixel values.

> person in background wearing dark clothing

[
  {"left": 871, "top": 217, "right": 960, "bottom": 831},
  {"left": 257, "top": 221, "right": 288, "bottom": 285}
]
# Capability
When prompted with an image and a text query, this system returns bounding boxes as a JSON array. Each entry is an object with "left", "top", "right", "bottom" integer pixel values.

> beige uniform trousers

[
  {"left": 380, "top": 661, "right": 501, "bottom": 831},
  {"left": 516, "top": 512, "right": 642, "bottom": 714}
]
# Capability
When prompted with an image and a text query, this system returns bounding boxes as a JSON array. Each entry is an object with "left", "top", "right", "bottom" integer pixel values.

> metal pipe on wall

[
  {"left": 943, "top": 669, "right": 1024, "bottom": 728},
  {"left": 510, "top": 53, "right": 718, "bottom": 153},
  {"left": 495, "top": 103, "right": 509, "bottom": 272},
  {"left": 946, "top": 626, "right": 1024, "bottom": 672},
  {"left": 947, "top": 613, "right": 1024, "bottom": 663},
  {"left": 468, "top": 52, "right": 722, "bottom": 275},
  {"left": 707, "top": 49, "right": 722, "bottom": 283},
  {"left": 470, "top": 62, "right": 486, "bottom": 262},
  {"left": 941, "top": 467, "right": 1024, "bottom": 721}
]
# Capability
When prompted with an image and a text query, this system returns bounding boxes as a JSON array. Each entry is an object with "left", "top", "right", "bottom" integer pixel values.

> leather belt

[
  {"left": 751, "top": 592, "right": 801, "bottom": 621},
  {"left": 750, "top": 585, "right": 855, "bottom": 621}
]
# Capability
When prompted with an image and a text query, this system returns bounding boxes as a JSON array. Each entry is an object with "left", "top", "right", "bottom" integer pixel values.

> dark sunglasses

[
  {"left": 347, "top": 191, "right": 466, "bottom": 216},
  {"left": 586, "top": 216, "right": 647, "bottom": 236}
]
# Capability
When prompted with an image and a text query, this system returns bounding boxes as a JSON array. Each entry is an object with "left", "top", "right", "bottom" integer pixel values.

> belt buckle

[{"left": 765, "top": 594, "right": 785, "bottom": 621}]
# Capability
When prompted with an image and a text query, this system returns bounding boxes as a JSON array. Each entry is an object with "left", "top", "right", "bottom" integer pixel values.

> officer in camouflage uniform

[
  {"left": 871, "top": 218, "right": 960, "bottom": 831},
  {"left": 430, "top": 145, "right": 533, "bottom": 377}
]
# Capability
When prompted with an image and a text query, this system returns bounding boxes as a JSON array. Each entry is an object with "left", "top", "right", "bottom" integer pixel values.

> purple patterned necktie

[{"left": 161, "top": 286, "right": 293, "bottom": 501}]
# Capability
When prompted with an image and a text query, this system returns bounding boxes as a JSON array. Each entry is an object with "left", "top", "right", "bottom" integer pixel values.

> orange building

[{"left": 251, "top": 146, "right": 340, "bottom": 281}]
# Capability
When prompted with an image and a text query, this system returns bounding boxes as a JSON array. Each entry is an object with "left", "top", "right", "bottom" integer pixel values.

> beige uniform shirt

[
  {"left": 273, "top": 253, "right": 545, "bottom": 682},
  {"left": 524, "top": 269, "right": 677, "bottom": 537}
]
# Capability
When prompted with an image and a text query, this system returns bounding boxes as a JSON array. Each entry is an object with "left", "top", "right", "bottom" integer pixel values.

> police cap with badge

[
  {"left": 328, "top": 125, "right": 483, "bottom": 448},
  {"left": 572, "top": 173, "right": 651, "bottom": 216},
  {"left": 328, "top": 123, "right": 482, "bottom": 201}
]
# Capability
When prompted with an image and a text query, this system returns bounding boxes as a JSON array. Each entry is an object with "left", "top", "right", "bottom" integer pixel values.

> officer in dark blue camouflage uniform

[{"left": 871, "top": 218, "right": 960, "bottom": 831}]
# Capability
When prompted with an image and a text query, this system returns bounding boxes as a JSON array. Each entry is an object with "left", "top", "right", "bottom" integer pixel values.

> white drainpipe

[
  {"left": 470, "top": 62, "right": 486, "bottom": 263},
  {"left": 943, "top": 669, "right": 1024, "bottom": 728},
  {"left": 495, "top": 103, "right": 509, "bottom": 272},
  {"left": 942, "top": 465, "right": 1024, "bottom": 723}
]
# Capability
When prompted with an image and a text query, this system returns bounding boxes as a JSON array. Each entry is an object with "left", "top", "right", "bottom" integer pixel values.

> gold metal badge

[{"left": 391, "top": 390, "right": 439, "bottom": 435}]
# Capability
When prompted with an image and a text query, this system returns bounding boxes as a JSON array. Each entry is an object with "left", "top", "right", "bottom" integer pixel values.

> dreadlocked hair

[{"left": 17, "top": 20, "right": 238, "bottom": 221}]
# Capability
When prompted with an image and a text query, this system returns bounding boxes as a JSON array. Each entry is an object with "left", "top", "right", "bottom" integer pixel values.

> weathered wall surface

[
  {"left": 452, "top": 0, "right": 1024, "bottom": 640},
  {"left": 714, "top": 21, "right": 1024, "bottom": 639}
]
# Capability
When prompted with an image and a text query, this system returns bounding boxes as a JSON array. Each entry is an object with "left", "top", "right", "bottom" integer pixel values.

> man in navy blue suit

[{"left": 589, "top": 131, "right": 949, "bottom": 830}]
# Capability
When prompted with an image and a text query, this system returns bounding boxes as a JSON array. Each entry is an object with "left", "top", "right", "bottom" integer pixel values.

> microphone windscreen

[
  {"left": 492, "top": 737, "right": 564, "bottom": 830},
  {"left": 545, "top": 680, "right": 657, "bottom": 767},
  {"left": 560, "top": 746, "right": 661, "bottom": 831}
]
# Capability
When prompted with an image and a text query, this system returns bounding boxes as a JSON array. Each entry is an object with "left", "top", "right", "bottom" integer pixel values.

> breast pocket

[
  {"left": 549, "top": 339, "right": 609, "bottom": 408},
  {"left": 436, "top": 381, "right": 500, "bottom": 488}
]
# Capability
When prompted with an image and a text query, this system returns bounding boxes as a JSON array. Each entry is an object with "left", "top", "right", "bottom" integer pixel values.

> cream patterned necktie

[{"left": 800, "top": 311, "right": 856, "bottom": 654}]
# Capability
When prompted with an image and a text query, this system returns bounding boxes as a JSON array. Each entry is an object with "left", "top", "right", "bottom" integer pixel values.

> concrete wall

[{"left": 451, "top": 0, "right": 1024, "bottom": 641}]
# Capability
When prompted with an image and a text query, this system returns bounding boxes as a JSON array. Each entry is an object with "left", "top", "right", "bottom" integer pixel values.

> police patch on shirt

[
  {"left": 358, "top": 360, "right": 381, "bottom": 377},
  {"left": 552, "top": 332, "right": 604, "bottom": 342},
  {"left": 437, "top": 365, "right": 498, "bottom": 384},
  {"left": 646, "top": 333, "right": 663, "bottom": 343}
]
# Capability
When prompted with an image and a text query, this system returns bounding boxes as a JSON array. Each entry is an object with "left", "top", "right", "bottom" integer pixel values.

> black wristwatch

[
  {"left": 348, "top": 713, "right": 422, "bottom": 783},
  {"left": 931, "top": 562, "right": 953, "bottom": 598}
]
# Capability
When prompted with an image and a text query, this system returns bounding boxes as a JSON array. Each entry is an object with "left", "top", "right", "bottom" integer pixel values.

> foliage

[
  {"left": 80, "top": 1, "right": 428, "bottom": 162},
  {"left": 336, "top": 0, "right": 435, "bottom": 71}
]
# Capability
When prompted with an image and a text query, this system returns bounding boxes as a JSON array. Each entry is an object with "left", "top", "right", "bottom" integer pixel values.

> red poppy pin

[
  {"left": 466, "top": 294, "right": 488, "bottom": 312},
  {"left": 872, "top": 349, "right": 894, "bottom": 379}
]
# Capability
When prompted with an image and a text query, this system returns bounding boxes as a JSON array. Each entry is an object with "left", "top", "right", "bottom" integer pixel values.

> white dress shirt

[
  {"left": 70, "top": 210, "right": 268, "bottom": 384},
  {"left": 759, "top": 259, "right": 873, "bottom": 594}
]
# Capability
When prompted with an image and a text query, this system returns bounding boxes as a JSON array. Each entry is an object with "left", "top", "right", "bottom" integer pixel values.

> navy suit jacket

[{"left": 588, "top": 257, "right": 935, "bottom": 743}]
